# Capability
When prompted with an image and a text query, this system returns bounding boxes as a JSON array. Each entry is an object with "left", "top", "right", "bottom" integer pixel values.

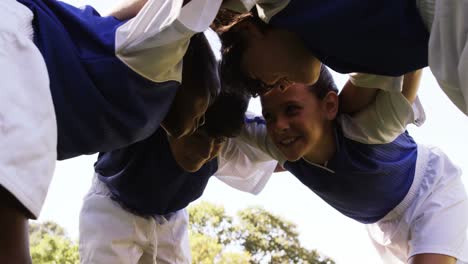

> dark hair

[
  {"left": 183, "top": 32, "right": 220, "bottom": 101},
  {"left": 307, "top": 65, "right": 339, "bottom": 99},
  {"left": 202, "top": 92, "right": 249, "bottom": 138},
  {"left": 213, "top": 8, "right": 271, "bottom": 97}
]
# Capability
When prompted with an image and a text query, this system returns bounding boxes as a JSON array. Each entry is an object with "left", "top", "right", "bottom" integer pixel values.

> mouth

[{"left": 277, "top": 136, "right": 300, "bottom": 148}]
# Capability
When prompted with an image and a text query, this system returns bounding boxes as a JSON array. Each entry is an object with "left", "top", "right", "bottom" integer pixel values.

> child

[
  {"left": 0, "top": 0, "right": 218, "bottom": 257},
  {"left": 240, "top": 66, "right": 468, "bottom": 263},
  {"left": 214, "top": 2, "right": 468, "bottom": 116},
  {"left": 79, "top": 92, "right": 277, "bottom": 263}
]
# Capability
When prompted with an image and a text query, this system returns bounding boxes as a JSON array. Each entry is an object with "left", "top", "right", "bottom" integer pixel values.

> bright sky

[{"left": 36, "top": 1, "right": 468, "bottom": 264}]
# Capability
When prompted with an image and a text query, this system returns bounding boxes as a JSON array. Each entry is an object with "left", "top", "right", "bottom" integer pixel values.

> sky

[{"left": 35, "top": 1, "right": 468, "bottom": 264}]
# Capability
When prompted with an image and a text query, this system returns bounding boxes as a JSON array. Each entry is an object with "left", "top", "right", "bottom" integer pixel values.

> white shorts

[
  {"left": 367, "top": 145, "right": 468, "bottom": 264},
  {"left": 0, "top": 0, "right": 57, "bottom": 218},
  {"left": 79, "top": 176, "right": 191, "bottom": 264},
  {"left": 422, "top": 0, "right": 468, "bottom": 115}
]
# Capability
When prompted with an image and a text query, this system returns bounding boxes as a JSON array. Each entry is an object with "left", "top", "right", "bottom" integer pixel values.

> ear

[{"left": 322, "top": 91, "right": 339, "bottom": 120}]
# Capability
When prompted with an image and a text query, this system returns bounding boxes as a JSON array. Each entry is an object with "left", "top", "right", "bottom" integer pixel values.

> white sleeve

[
  {"left": 115, "top": 0, "right": 222, "bottom": 83},
  {"left": 215, "top": 138, "right": 278, "bottom": 195},
  {"left": 338, "top": 91, "right": 426, "bottom": 144},
  {"left": 240, "top": 112, "right": 287, "bottom": 164},
  {"left": 349, "top": 72, "right": 404, "bottom": 92}
]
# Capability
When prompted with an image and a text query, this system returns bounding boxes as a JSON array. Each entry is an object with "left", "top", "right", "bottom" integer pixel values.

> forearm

[
  {"left": 106, "top": 0, "right": 194, "bottom": 20},
  {"left": 274, "top": 163, "right": 285, "bottom": 172},
  {"left": 401, "top": 69, "right": 423, "bottom": 104},
  {"left": 105, "top": 0, "right": 148, "bottom": 20},
  {"left": 340, "top": 73, "right": 407, "bottom": 114},
  {"left": 0, "top": 186, "right": 32, "bottom": 264},
  {"left": 339, "top": 80, "right": 378, "bottom": 114}
]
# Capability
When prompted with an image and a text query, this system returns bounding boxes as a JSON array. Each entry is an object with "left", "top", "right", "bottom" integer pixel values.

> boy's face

[
  {"left": 240, "top": 24, "right": 319, "bottom": 95},
  {"left": 162, "top": 82, "right": 212, "bottom": 139},
  {"left": 261, "top": 83, "right": 334, "bottom": 161},
  {"left": 168, "top": 129, "right": 227, "bottom": 172}
]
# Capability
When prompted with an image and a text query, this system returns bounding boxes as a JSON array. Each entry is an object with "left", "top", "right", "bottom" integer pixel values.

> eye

[
  {"left": 245, "top": 78, "right": 274, "bottom": 97},
  {"left": 276, "top": 78, "right": 293, "bottom": 91},
  {"left": 198, "top": 115, "right": 206, "bottom": 127},
  {"left": 285, "top": 104, "right": 301, "bottom": 116}
]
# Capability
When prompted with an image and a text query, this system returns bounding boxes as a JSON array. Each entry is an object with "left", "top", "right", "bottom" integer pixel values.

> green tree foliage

[
  {"left": 218, "top": 251, "right": 251, "bottom": 264},
  {"left": 188, "top": 202, "right": 334, "bottom": 264},
  {"left": 190, "top": 232, "right": 223, "bottom": 264},
  {"left": 29, "top": 221, "right": 79, "bottom": 264},
  {"left": 238, "top": 207, "right": 334, "bottom": 264},
  {"left": 189, "top": 201, "right": 240, "bottom": 246}
]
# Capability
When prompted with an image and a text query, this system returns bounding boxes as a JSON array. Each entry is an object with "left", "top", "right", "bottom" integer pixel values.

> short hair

[
  {"left": 183, "top": 32, "right": 220, "bottom": 102},
  {"left": 213, "top": 8, "right": 270, "bottom": 97},
  {"left": 202, "top": 91, "right": 249, "bottom": 138},
  {"left": 307, "top": 65, "right": 339, "bottom": 99}
]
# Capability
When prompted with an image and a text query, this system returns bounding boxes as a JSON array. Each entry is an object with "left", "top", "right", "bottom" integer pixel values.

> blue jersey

[
  {"left": 95, "top": 128, "right": 218, "bottom": 216},
  {"left": 269, "top": 0, "right": 429, "bottom": 76},
  {"left": 18, "top": 0, "right": 178, "bottom": 159},
  {"left": 284, "top": 125, "right": 417, "bottom": 224}
]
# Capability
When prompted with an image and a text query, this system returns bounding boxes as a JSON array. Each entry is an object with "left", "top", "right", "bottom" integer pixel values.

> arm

[
  {"left": 274, "top": 163, "right": 285, "bottom": 172},
  {"left": 114, "top": 0, "right": 223, "bottom": 83},
  {"left": 105, "top": 0, "right": 148, "bottom": 20},
  {"left": 215, "top": 137, "right": 278, "bottom": 195},
  {"left": 340, "top": 73, "right": 404, "bottom": 114},
  {"left": 339, "top": 80, "right": 378, "bottom": 114},
  {"left": 0, "top": 187, "right": 32, "bottom": 264},
  {"left": 338, "top": 70, "right": 426, "bottom": 144},
  {"left": 401, "top": 69, "right": 422, "bottom": 104},
  {"left": 106, "top": 0, "right": 193, "bottom": 20},
  {"left": 339, "top": 70, "right": 422, "bottom": 114},
  {"left": 240, "top": 113, "right": 286, "bottom": 164}
]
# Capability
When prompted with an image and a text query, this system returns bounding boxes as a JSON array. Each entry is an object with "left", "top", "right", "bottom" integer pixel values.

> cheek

[{"left": 265, "top": 123, "right": 275, "bottom": 137}]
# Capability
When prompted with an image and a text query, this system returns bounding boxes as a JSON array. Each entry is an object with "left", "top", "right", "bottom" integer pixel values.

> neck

[{"left": 302, "top": 123, "right": 336, "bottom": 166}]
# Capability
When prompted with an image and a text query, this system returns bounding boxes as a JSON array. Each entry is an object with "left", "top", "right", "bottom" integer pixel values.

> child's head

[
  {"left": 260, "top": 66, "right": 339, "bottom": 162},
  {"left": 214, "top": 8, "right": 320, "bottom": 97},
  {"left": 162, "top": 33, "right": 220, "bottom": 138},
  {"left": 168, "top": 92, "right": 249, "bottom": 172}
]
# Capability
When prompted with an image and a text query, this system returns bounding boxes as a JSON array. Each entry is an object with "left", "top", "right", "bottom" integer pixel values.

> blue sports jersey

[
  {"left": 18, "top": 0, "right": 178, "bottom": 159},
  {"left": 95, "top": 128, "right": 218, "bottom": 216},
  {"left": 269, "top": 0, "right": 429, "bottom": 76},
  {"left": 283, "top": 124, "right": 417, "bottom": 224}
]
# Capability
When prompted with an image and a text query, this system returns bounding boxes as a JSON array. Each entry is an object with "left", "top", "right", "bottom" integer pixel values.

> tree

[
  {"left": 218, "top": 251, "right": 251, "bottom": 264},
  {"left": 188, "top": 202, "right": 334, "bottom": 264},
  {"left": 29, "top": 221, "right": 79, "bottom": 264},
  {"left": 238, "top": 207, "right": 334, "bottom": 264},
  {"left": 189, "top": 201, "right": 240, "bottom": 246},
  {"left": 190, "top": 232, "right": 223, "bottom": 264}
]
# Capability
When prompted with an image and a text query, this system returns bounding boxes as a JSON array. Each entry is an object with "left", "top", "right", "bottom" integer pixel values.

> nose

[{"left": 273, "top": 115, "right": 289, "bottom": 134}]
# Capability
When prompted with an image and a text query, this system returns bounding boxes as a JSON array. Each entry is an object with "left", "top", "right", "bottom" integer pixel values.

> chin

[
  {"left": 279, "top": 148, "right": 303, "bottom": 162},
  {"left": 180, "top": 162, "right": 203, "bottom": 173},
  {"left": 284, "top": 153, "right": 302, "bottom": 162}
]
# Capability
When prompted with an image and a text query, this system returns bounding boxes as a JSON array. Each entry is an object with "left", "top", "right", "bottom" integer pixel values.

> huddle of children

[{"left": 1, "top": 0, "right": 467, "bottom": 263}]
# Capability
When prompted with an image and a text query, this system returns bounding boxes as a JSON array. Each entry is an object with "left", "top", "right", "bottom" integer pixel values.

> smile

[{"left": 279, "top": 137, "right": 299, "bottom": 147}]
